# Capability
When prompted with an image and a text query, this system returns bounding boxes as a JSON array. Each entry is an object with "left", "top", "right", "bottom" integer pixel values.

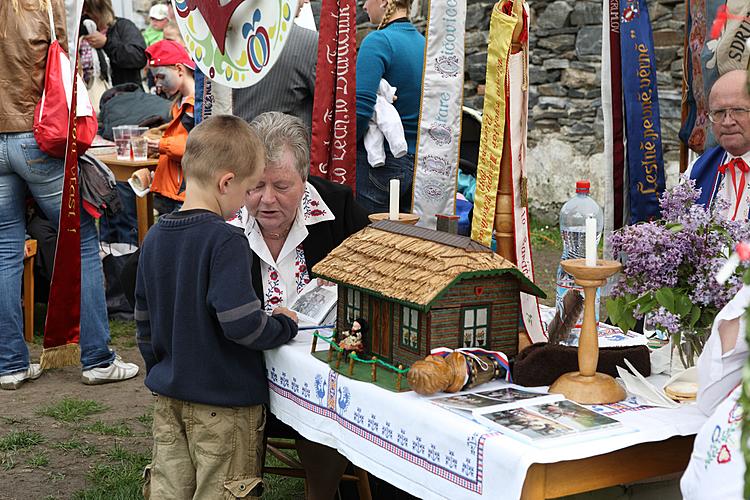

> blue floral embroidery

[
  {"left": 314, "top": 374, "right": 326, "bottom": 403},
  {"left": 461, "top": 458, "right": 475, "bottom": 476},
  {"left": 338, "top": 386, "right": 351, "bottom": 413},
  {"left": 301, "top": 382, "right": 311, "bottom": 399},
  {"left": 382, "top": 422, "right": 393, "bottom": 440},
  {"left": 291, "top": 377, "right": 299, "bottom": 394},
  {"left": 428, "top": 444, "right": 440, "bottom": 462},
  {"left": 466, "top": 432, "right": 479, "bottom": 455},
  {"left": 280, "top": 372, "right": 289, "bottom": 388},
  {"left": 367, "top": 414, "right": 379, "bottom": 433},
  {"left": 411, "top": 436, "right": 425, "bottom": 455},
  {"left": 353, "top": 407, "right": 365, "bottom": 425},
  {"left": 445, "top": 451, "right": 458, "bottom": 470},
  {"left": 397, "top": 429, "right": 408, "bottom": 447},
  {"left": 270, "top": 367, "right": 278, "bottom": 383}
]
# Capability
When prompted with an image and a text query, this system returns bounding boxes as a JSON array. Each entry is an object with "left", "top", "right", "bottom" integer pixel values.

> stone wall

[
  {"left": 131, "top": 0, "right": 685, "bottom": 222},
  {"left": 351, "top": 0, "right": 685, "bottom": 221},
  {"left": 461, "top": 0, "right": 684, "bottom": 221}
]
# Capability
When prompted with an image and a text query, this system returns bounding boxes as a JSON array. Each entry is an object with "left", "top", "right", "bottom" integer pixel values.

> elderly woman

[
  {"left": 231, "top": 111, "right": 370, "bottom": 310},
  {"left": 230, "top": 111, "right": 370, "bottom": 499}
]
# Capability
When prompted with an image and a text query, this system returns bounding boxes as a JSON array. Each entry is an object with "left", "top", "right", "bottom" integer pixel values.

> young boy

[
  {"left": 144, "top": 39, "right": 195, "bottom": 215},
  {"left": 134, "top": 115, "right": 298, "bottom": 499}
]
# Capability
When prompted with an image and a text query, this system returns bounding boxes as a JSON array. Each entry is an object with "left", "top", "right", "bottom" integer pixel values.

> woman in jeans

[
  {"left": 0, "top": 0, "right": 138, "bottom": 390},
  {"left": 355, "top": 0, "right": 425, "bottom": 213}
]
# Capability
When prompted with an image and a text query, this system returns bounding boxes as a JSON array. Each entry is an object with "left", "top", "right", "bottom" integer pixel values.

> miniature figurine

[{"left": 339, "top": 319, "right": 367, "bottom": 355}]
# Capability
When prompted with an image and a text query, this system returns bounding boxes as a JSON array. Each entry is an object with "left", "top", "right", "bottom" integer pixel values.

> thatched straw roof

[{"left": 312, "top": 221, "right": 545, "bottom": 310}]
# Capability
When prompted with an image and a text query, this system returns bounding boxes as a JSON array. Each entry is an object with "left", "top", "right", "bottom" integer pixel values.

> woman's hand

[
  {"left": 83, "top": 32, "right": 107, "bottom": 49},
  {"left": 316, "top": 278, "right": 336, "bottom": 287},
  {"left": 272, "top": 307, "right": 298, "bottom": 324}
]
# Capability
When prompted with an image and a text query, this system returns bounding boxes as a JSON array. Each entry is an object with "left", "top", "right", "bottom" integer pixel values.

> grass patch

[
  {"left": 37, "top": 398, "right": 108, "bottom": 423},
  {"left": 530, "top": 219, "right": 562, "bottom": 250},
  {"left": 53, "top": 439, "right": 97, "bottom": 457},
  {"left": 0, "top": 430, "right": 44, "bottom": 452},
  {"left": 1, "top": 454, "right": 16, "bottom": 471},
  {"left": 109, "top": 320, "right": 136, "bottom": 348},
  {"left": 72, "top": 447, "right": 149, "bottom": 500},
  {"left": 263, "top": 452, "right": 305, "bottom": 500},
  {"left": 82, "top": 421, "right": 133, "bottom": 437},
  {"left": 136, "top": 410, "right": 153, "bottom": 428},
  {"left": 27, "top": 452, "right": 49, "bottom": 467}
]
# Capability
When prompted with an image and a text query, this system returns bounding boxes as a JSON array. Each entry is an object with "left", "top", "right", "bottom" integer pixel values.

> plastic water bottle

[{"left": 556, "top": 180, "right": 604, "bottom": 321}]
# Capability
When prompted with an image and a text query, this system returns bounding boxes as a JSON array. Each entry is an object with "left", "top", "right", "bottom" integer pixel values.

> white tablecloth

[{"left": 264, "top": 331, "right": 707, "bottom": 500}]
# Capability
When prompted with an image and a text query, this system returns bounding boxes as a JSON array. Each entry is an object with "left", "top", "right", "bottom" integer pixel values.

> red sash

[
  {"left": 41, "top": 60, "right": 81, "bottom": 369},
  {"left": 309, "top": 0, "right": 357, "bottom": 191}
]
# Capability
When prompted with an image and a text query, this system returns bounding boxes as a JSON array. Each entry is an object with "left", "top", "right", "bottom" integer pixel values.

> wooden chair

[
  {"left": 264, "top": 439, "right": 372, "bottom": 500},
  {"left": 22, "top": 239, "right": 37, "bottom": 342}
]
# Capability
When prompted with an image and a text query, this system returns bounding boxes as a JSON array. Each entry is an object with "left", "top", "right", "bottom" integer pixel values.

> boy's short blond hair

[{"left": 182, "top": 115, "right": 263, "bottom": 186}]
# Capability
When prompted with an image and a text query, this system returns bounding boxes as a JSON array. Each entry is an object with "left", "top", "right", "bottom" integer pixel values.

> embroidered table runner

[{"left": 266, "top": 331, "right": 706, "bottom": 499}]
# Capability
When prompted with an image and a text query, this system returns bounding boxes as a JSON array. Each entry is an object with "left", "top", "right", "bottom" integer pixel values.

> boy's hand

[{"left": 272, "top": 307, "right": 298, "bottom": 324}]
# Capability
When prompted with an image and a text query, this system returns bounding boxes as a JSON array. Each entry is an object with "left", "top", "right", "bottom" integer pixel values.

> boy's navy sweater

[{"left": 134, "top": 209, "right": 297, "bottom": 407}]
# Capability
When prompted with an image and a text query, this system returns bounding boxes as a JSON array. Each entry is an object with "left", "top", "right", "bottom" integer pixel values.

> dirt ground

[
  {"left": 0, "top": 340, "right": 151, "bottom": 500},
  {"left": 0, "top": 246, "right": 560, "bottom": 500}
]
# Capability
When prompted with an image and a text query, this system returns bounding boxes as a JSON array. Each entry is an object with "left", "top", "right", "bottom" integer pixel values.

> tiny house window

[
  {"left": 461, "top": 306, "right": 489, "bottom": 348},
  {"left": 400, "top": 306, "right": 419, "bottom": 350},
  {"left": 346, "top": 288, "right": 362, "bottom": 324}
]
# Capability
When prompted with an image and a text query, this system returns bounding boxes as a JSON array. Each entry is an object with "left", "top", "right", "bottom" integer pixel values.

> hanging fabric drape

[
  {"left": 309, "top": 0, "right": 357, "bottom": 191},
  {"left": 42, "top": 0, "right": 86, "bottom": 368},
  {"left": 410, "top": 0, "right": 467, "bottom": 229},
  {"left": 471, "top": 1, "right": 544, "bottom": 343}
]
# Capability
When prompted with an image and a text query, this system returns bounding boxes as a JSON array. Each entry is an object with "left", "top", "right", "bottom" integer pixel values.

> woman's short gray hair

[{"left": 249, "top": 112, "right": 310, "bottom": 181}]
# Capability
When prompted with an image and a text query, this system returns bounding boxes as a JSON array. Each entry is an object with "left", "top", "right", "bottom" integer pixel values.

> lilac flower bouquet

[{"left": 605, "top": 180, "right": 750, "bottom": 367}]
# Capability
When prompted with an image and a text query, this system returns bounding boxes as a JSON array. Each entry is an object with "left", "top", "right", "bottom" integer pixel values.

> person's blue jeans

[
  {"left": 99, "top": 182, "right": 138, "bottom": 246},
  {"left": 356, "top": 142, "right": 415, "bottom": 214},
  {"left": 0, "top": 132, "right": 115, "bottom": 375}
]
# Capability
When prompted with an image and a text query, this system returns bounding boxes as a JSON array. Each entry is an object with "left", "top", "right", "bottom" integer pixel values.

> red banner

[
  {"left": 41, "top": 60, "right": 81, "bottom": 368},
  {"left": 309, "top": 0, "right": 357, "bottom": 191}
]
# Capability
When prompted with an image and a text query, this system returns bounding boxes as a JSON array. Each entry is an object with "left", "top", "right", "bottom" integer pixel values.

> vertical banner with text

[
  {"left": 411, "top": 0, "right": 467, "bottom": 229},
  {"left": 310, "top": 0, "right": 357, "bottom": 191},
  {"left": 619, "top": 0, "right": 665, "bottom": 222}
]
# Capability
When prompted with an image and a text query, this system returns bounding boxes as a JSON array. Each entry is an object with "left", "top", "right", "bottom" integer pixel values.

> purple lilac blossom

[{"left": 609, "top": 182, "right": 748, "bottom": 325}]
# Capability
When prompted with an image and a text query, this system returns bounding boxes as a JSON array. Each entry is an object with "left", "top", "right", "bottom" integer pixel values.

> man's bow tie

[
  {"left": 718, "top": 157, "right": 749, "bottom": 220},
  {"left": 719, "top": 157, "right": 750, "bottom": 175}
]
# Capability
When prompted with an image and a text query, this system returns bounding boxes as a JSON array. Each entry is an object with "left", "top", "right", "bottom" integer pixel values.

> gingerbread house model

[{"left": 312, "top": 221, "right": 545, "bottom": 368}]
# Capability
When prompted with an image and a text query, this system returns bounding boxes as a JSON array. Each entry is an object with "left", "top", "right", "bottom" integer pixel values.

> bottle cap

[{"left": 576, "top": 180, "right": 590, "bottom": 194}]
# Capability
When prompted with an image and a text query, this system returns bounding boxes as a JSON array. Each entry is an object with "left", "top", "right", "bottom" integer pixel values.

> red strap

[{"left": 718, "top": 157, "right": 749, "bottom": 220}]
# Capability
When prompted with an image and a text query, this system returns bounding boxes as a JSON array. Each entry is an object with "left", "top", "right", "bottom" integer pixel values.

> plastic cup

[
  {"left": 130, "top": 127, "right": 149, "bottom": 161},
  {"left": 112, "top": 126, "right": 132, "bottom": 160}
]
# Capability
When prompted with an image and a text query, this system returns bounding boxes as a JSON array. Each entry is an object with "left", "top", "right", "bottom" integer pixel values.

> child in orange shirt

[{"left": 144, "top": 40, "right": 195, "bottom": 214}]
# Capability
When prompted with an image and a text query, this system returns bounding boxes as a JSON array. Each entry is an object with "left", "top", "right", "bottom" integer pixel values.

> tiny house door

[{"left": 369, "top": 298, "right": 392, "bottom": 360}]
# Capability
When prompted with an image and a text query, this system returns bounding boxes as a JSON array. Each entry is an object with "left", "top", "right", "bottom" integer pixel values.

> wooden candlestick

[
  {"left": 368, "top": 213, "right": 420, "bottom": 225},
  {"left": 548, "top": 258, "right": 626, "bottom": 404}
]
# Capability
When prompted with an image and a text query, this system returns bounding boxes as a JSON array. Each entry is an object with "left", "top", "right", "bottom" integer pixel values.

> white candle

[
  {"left": 585, "top": 216, "right": 597, "bottom": 267},
  {"left": 389, "top": 179, "right": 399, "bottom": 220}
]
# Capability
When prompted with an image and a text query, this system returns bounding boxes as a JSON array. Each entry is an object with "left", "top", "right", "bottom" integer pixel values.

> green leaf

[
  {"left": 606, "top": 298, "right": 622, "bottom": 326},
  {"left": 620, "top": 306, "right": 637, "bottom": 332},
  {"left": 655, "top": 288, "right": 675, "bottom": 312},
  {"left": 666, "top": 223, "right": 684, "bottom": 232},
  {"left": 689, "top": 305, "right": 701, "bottom": 328},
  {"left": 744, "top": 268, "right": 750, "bottom": 286},
  {"left": 675, "top": 293, "right": 692, "bottom": 317}
]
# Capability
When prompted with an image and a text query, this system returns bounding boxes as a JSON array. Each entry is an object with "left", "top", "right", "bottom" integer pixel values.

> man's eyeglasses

[{"left": 707, "top": 108, "right": 750, "bottom": 123}]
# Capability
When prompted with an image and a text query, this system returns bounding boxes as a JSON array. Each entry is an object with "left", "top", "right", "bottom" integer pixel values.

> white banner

[
  {"left": 508, "top": 8, "right": 544, "bottom": 343},
  {"left": 411, "top": 0, "right": 466, "bottom": 229}
]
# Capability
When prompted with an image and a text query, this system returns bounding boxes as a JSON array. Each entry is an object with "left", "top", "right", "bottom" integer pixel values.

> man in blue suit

[{"left": 689, "top": 69, "right": 750, "bottom": 221}]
